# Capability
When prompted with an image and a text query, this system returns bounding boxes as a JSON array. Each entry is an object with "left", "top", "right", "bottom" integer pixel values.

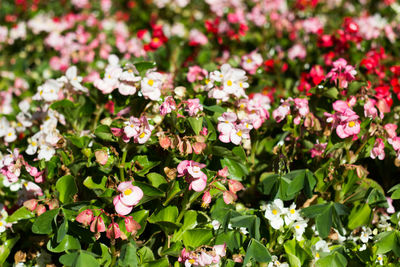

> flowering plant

[{"left": 1, "top": 0, "right": 400, "bottom": 266}]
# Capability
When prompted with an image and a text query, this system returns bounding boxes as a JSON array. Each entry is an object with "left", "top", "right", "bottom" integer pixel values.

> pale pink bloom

[
  {"left": 303, "top": 17, "right": 323, "bottom": 34},
  {"left": 124, "top": 216, "right": 141, "bottom": 233},
  {"left": 364, "top": 99, "right": 380, "bottom": 119},
  {"left": 241, "top": 51, "right": 263, "bottom": 74},
  {"left": 228, "top": 180, "right": 244, "bottom": 193},
  {"left": 310, "top": 142, "right": 327, "bottom": 158},
  {"left": 25, "top": 181, "right": 43, "bottom": 196},
  {"left": 23, "top": 199, "right": 38, "bottom": 212},
  {"left": 336, "top": 120, "right": 360, "bottom": 139},
  {"left": 218, "top": 167, "right": 229, "bottom": 178},
  {"left": 202, "top": 191, "right": 212, "bottom": 207},
  {"left": 177, "top": 160, "right": 208, "bottom": 192},
  {"left": 384, "top": 124, "right": 397, "bottom": 138},
  {"left": 187, "top": 66, "right": 208, "bottom": 83},
  {"left": 160, "top": 96, "right": 176, "bottom": 115},
  {"left": 389, "top": 137, "right": 400, "bottom": 151},
  {"left": 370, "top": 138, "right": 385, "bottom": 160},
  {"left": 123, "top": 116, "right": 154, "bottom": 144},
  {"left": 76, "top": 209, "right": 94, "bottom": 226},
  {"left": 294, "top": 98, "right": 309, "bottom": 117},
  {"left": 326, "top": 58, "right": 357, "bottom": 88},
  {"left": 185, "top": 99, "right": 203, "bottom": 116},
  {"left": 189, "top": 29, "right": 208, "bottom": 46},
  {"left": 223, "top": 191, "right": 237, "bottom": 204},
  {"left": 106, "top": 223, "right": 121, "bottom": 239},
  {"left": 387, "top": 197, "right": 395, "bottom": 214},
  {"left": 273, "top": 102, "right": 291, "bottom": 123},
  {"left": 288, "top": 44, "right": 306, "bottom": 60},
  {"left": 198, "top": 251, "right": 213, "bottom": 266},
  {"left": 117, "top": 181, "right": 143, "bottom": 207},
  {"left": 113, "top": 196, "right": 133, "bottom": 216}
]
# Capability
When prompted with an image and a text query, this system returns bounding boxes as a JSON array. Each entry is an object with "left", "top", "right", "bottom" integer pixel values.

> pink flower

[
  {"left": 113, "top": 181, "right": 143, "bottom": 215},
  {"left": 387, "top": 197, "right": 395, "bottom": 214},
  {"left": 288, "top": 44, "right": 306, "bottom": 60},
  {"left": 188, "top": 29, "right": 208, "bottom": 46},
  {"left": 218, "top": 167, "right": 229, "bottom": 178},
  {"left": 364, "top": 99, "right": 380, "bottom": 119},
  {"left": 90, "top": 216, "right": 106, "bottom": 233},
  {"left": 223, "top": 191, "right": 237, "bottom": 204},
  {"left": 187, "top": 66, "right": 208, "bottom": 83},
  {"left": 36, "top": 204, "right": 46, "bottom": 216},
  {"left": 106, "top": 223, "right": 121, "bottom": 239},
  {"left": 76, "top": 209, "right": 94, "bottom": 226},
  {"left": 336, "top": 120, "right": 360, "bottom": 139},
  {"left": 123, "top": 116, "right": 155, "bottom": 144},
  {"left": 326, "top": 58, "right": 357, "bottom": 88},
  {"left": 370, "top": 138, "right": 385, "bottom": 160},
  {"left": 124, "top": 216, "right": 141, "bottom": 233},
  {"left": 177, "top": 160, "right": 208, "bottom": 192},
  {"left": 241, "top": 51, "right": 263, "bottom": 74},
  {"left": 202, "top": 191, "right": 212, "bottom": 207},
  {"left": 310, "top": 142, "right": 327, "bottom": 158},
  {"left": 160, "top": 96, "right": 176, "bottom": 116},
  {"left": 185, "top": 99, "right": 203, "bottom": 116},
  {"left": 23, "top": 199, "right": 38, "bottom": 212},
  {"left": 273, "top": 101, "right": 291, "bottom": 123},
  {"left": 228, "top": 180, "right": 244, "bottom": 194},
  {"left": 384, "top": 124, "right": 397, "bottom": 138}
]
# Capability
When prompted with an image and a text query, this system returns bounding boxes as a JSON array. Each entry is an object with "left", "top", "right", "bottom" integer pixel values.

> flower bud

[
  {"left": 76, "top": 209, "right": 94, "bottom": 226},
  {"left": 201, "top": 191, "right": 211, "bottom": 208},
  {"left": 48, "top": 199, "right": 59, "bottom": 210},
  {"left": 23, "top": 199, "right": 38, "bottom": 211},
  {"left": 124, "top": 216, "right": 141, "bottom": 233},
  {"left": 223, "top": 191, "right": 237, "bottom": 205},
  {"left": 35, "top": 204, "right": 46, "bottom": 216},
  {"left": 106, "top": 223, "right": 121, "bottom": 239},
  {"left": 90, "top": 216, "right": 106, "bottom": 233},
  {"left": 228, "top": 180, "right": 244, "bottom": 194},
  {"left": 95, "top": 150, "right": 108, "bottom": 165}
]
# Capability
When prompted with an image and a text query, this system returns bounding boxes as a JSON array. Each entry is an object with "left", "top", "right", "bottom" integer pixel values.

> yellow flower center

[
  {"left": 73, "top": 77, "right": 77, "bottom": 80},
  {"left": 239, "top": 82, "right": 243, "bottom": 87},
  {"left": 7, "top": 132, "right": 12, "bottom": 137},
  {"left": 152, "top": 37, "right": 160, "bottom": 43},
  {"left": 246, "top": 58, "right": 252, "bottom": 63},
  {"left": 290, "top": 209, "right": 295, "bottom": 214},
  {"left": 39, "top": 90, "right": 43, "bottom": 95},
  {"left": 0, "top": 222, "right": 3, "bottom": 227},
  {"left": 189, "top": 259, "right": 195, "bottom": 264},
  {"left": 148, "top": 79, "right": 154, "bottom": 86},
  {"left": 32, "top": 141, "right": 37, "bottom": 146},
  {"left": 128, "top": 69, "right": 133, "bottom": 73},
  {"left": 237, "top": 130, "right": 242, "bottom": 137},
  {"left": 316, "top": 253, "right": 320, "bottom": 258},
  {"left": 108, "top": 74, "right": 112, "bottom": 79},
  {"left": 378, "top": 256, "right": 382, "bottom": 261},
  {"left": 139, "top": 132, "right": 146, "bottom": 138},
  {"left": 348, "top": 121, "right": 355, "bottom": 127},
  {"left": 227, "top": 80, "right": 233, "bottom": 86},
  {"left": 295, "top": 225, "right": 300, "bottom": 229},
  {"left": 205, "top": 79, "right": 210, "bottom": 84},
  {"left": 124, "top": 189, "right": 132, "bottom": 195},
  {"left": 272, "top": 209, "right": 278, "bottom": 215}
]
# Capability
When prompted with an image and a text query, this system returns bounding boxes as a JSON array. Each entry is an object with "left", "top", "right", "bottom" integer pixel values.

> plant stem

[
  {"left": 119, "top": 147, "right": 128, "bottom": 182},
  {"left": 110, "top": 240, "right": 117, "bottom": 266}
]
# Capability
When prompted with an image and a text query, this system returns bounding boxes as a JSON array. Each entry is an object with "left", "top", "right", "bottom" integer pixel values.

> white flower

[
  {"left": 315, "top": 240, "right": 330, "bottom": 253},
  {"left": 359, "top": 244, "right": 367, "bottom": 251},
  {"left": 376, "top": 254, "right": 384, "bottom": 265},
  {"left": 26, "top": 138, "right": 39, "bottom": 155},
  {"left": 34, "top": 79, "right": 62, "bottom": 102},
  {"left": 4, "top": 128, "right": 17, "bottom": 143},
  {"left": 37, "top": 145, "right": 55, "bottom": 161},
  {"left": 211, "top": 220, "right": 221, "bottom": 230},
  {"left": 293, "top": 220, "right": 308, "bottom": 240},
  {"left": 284, "top": 203, "right": 301, "bottom": 225},
  {"left": 0, "top": 219, "right": 6, "bottom": 233},
  {"left": 360, "top": 227, "right": 372, "bottom": 243},
  {"left": 240, "top": 227, "right": 248, "bottom": 235},
  {"left": 141, "top": 72, "right": 163, "bottom": 101},
  {"left": 264, "top": 199, "right": 286, "bottom": 230},
  {"left": 59, "top": 66, "right": 88, "bottom": 93},
  {"left": 268, "top": 256, "right": 289, "bottom": 267}
]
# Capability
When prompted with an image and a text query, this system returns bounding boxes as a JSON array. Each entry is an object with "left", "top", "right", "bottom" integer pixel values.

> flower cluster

[
  {"left": 177, "top": 160, "right": 208, "bottom": 192},
  {"left": 178, "top": 244, "right": 226, "bottom": 267}
]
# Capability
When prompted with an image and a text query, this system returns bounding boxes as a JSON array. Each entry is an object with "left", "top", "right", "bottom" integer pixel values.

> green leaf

[
  {"left": 7, "top": 206, "right": 34, "bottom": 223},
  {"left": 220, "top": 158, "right": 248, "bottom": 181},
  {"left": 323, "top": 87, "right": 339, "bottom": 99},
  {"left": 316, "top": 204, "right": 333, "bottom": 239},
  {"left": 172, "top": 210, "right": 197, "bottom": 242},
  {"left": 0, "top": 234, "right": 20, "bottom": 265},
  {"left": 83, "top": 176, "right": 107, "bottom": 191},
  {"left": 182, "top": 228, "right": 213, "bottom": 249},
  {"left": 119, "top": 238, "right": 138, "bottom": 267},
  {"left": 316, "top": 252, "right": 347, "bottom": 267},
  {"left": 94, "top": 125, "right": 115, "bottom": 142},
  {"left": 131, "top": 210, "right": 149, "bottom": 236},
  {"left": 188, "top": 117, "right": 203, "bottom": 135},
  {"left": 135, "top": 61, "right": 156, "bottom": 73},
  {"left": 132, "top": 155, "right": 160, "bottom": 177},
  {"left": 47, "top": 235, "right": 81, "bottom": 253},
  {"left": 142, "top": 257, "right": 169, "bottom": 267},
  {"left": 230, "top": 215, "right": 260, "bottom": 240},
  {"left": 215, "top": 231, "right": 241, "bottom": 251},
  {"left": 56, "top": 175, "right": 78, "bottom": 204},
  {"left": 138, "top": 246, "right": 155, "bottom": 263},
  {"left": 347, "top": 204, "right": 371, "bottom": 230},
  {"left": 375, "top": 231, "right": 400, "bottom": 256},
  {"left": 147, "top": 173, "right": 167, "bottom": 188},
  {"left": 50, "top": 99, "right": 75, "bottom": 110},
  {"left": 148, "top": 206, "right": 178, "bottom": 223},
  {"left": 243, "top": 239, "right": 271, "bottom": 265},
  {"left": 284, "top": 239, "right": 308, "bottom": 267},
  {"left": 32, "top": 208, "right": 59, "bottom": 234},
  {"left": 71, "top": 251, "right": 100, "bottom": 267},
  {"left": 57, "top": 220, "right": 68, "bottom": 243},
  {"left": 389, "top": 184, "right": 400, "bottom": 200}
]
